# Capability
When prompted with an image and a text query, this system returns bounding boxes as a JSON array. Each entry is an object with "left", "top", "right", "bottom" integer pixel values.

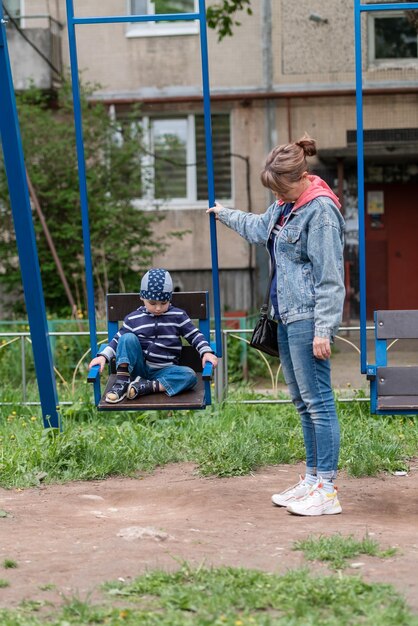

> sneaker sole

[
  {"left": 287, "top": 504, "right": 342, "bottom": 516},
  {"left": 272, "top": 496, "right": 300, "bottom": 507},
  {"left": 272, "top": 490, "right": 310, "bottom": 507},
  {"left": 272, "top": 499, "right": 288, "bottom": 507}
]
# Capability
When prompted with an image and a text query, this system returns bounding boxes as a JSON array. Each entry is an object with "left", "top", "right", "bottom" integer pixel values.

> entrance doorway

[{"left": 365, "top": 183, "right": 418, "bottom": 317}]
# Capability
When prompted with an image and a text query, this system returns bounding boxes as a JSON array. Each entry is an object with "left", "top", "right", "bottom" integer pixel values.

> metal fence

[
  {"left": 216, "top": 326, "right": 372, "bottom": 405},
  {"left": 0, "top": 321, "right": 373, "bottom": 407}
]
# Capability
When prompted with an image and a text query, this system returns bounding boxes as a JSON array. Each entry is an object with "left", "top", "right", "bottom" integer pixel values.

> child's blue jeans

[{"left": 115, "top": 333, "right": 197, "bottom": 396}]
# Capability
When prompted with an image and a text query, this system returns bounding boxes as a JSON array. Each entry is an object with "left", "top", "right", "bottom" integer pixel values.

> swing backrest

[
  {"left": 374, "top": 309, "right": 418, "bottom": 412},
  {"left": 106, "top": 291, "right": 210, "bottom": 373}
]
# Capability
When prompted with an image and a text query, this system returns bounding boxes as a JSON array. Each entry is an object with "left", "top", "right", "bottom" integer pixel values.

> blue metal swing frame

[
  {"left": 0, "top": 1, "right": 221, "bottom": 423},
  {"left": 354, "top": 0, "right": 418, "bottom": 415},
  {"left": 0, "top": 5, "right": 60, "bottom": 428}
]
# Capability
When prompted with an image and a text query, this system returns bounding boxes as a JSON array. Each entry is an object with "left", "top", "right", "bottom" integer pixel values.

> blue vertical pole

[
  {"left": 354, "top": 0, "right": 367, "bottom": 374},
  {"left": 354, "top": 1, "right": 418, "bottom": 374},
  {"left": 0, "top": 8, "right": 60, "bottom": 428},
  {"left": 198, "top": 0, "right": 222, "bottom": 357},
  {"left": 65, "top": 0, "right": 100, "bottom": 404}
]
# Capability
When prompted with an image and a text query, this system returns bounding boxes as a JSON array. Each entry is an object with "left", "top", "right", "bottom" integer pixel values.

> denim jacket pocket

[
  {"left": 302, "top": 265, "right": 316, "bottom": 299},
  {"left": 278, "top": 226, "right": 302, "bottom": 261}
]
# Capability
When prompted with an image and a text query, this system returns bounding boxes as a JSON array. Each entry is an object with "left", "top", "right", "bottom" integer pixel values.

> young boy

[{"left": 88, "top": 268, "right": 218, "bottom": 403}]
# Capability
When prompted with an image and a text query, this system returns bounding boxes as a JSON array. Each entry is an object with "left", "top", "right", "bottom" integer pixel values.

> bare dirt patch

[{"left": 1, "top": 463, "right": 418, "bottom": 612}]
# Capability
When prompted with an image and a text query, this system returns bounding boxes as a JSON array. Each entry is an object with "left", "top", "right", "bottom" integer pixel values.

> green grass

[
  {"left": 3, "top": 559, "right": 17, "bottom": 569},
  {"left": 0, "top": 565, "right": 416, "bottom": 625},
  {"left": 293, "top": 533, "right": 398, "bottom": 571},
  {"left": 0, "top": 389, "right": 417, "bottom": 624},
  {"left": 0, "top": 386, "right": 417, "bottom": 488}
]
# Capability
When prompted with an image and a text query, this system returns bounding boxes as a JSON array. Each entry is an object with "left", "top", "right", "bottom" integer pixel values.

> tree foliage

[
  {"left": 207, "top": 0, "right": 252, "bottom": 41},
  {"left": 0, "top": 81, "right": 164, "bottom": 317}
]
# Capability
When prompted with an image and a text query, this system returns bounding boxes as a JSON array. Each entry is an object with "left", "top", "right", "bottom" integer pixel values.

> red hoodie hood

[{"left": 279, "top": 175, "right": 341, "bottom": 211}]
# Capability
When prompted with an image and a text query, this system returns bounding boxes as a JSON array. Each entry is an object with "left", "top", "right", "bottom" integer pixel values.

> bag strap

[
  {"left": 260, "top": 205, "right": 295, "bottom": 316},
  {"left": 260, "top": 263, "right": 275, "bottom": 315}
]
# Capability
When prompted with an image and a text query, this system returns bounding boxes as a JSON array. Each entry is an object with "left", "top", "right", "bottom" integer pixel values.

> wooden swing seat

[
  {"left": 374, "top": 310, "right": 418, "bottom": 412},
  {"left": 88, "top": 291, "right": 214, "bottom": 411}
]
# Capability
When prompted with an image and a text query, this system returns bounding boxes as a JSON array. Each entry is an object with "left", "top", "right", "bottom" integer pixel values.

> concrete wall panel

[{"left": 62, "top": 0, "right": 263, "bottom": 97}]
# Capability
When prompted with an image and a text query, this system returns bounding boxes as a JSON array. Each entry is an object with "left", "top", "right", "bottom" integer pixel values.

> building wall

[
  {"left": 277, "top": 93, "right": 418, "bottom": 150},
  {"left": 8, "top": 28, "right": 53, "bottom": 89},
  {"left": 276, "top": 0, "right": 418, "bottom": 88},
  {"left": 58, "top": 0, "right": 418, "bottom": 312},
  {"left": 275, "top": 0, "right": 355, "bottom": 88},
  {"left": 62, "top": 0, "right": 264, "bottom": 96},
  {"left": 55, "top": 1, "right": 271, "bottom": 313},
  {"left": 6, "top": 0, "right": 63, "bottom": 90},
  {"left": 9, "top": 0, "right": 418, "bottom": 313}
]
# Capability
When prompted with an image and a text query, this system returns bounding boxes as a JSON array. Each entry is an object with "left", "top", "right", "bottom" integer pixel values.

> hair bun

[{"left": 296, "top": 134, "right": 317, "bottom": 157}]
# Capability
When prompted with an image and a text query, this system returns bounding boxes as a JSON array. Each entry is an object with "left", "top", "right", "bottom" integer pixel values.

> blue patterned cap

[{"left": 140, "top": 268, "right": 173, "bottom": 302}]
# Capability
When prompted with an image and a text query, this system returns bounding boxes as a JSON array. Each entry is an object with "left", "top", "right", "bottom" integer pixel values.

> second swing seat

[{"left": 371, "top": 310, "right": 418, "bottom": 413}]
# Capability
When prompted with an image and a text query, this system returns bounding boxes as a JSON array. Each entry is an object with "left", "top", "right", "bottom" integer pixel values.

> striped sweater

[{"left": 100, "top": 305, "right": 213, "bottom": 369}]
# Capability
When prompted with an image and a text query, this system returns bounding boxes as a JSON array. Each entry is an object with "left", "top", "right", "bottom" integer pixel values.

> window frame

[
  {"left": 131, "top": 113, "right": 232, "bottom": 210},
  {"left": 126, "top": 0, "right": 199, "bottom": 39},
  {"left": 368, "top": 10, "right": 418, "bottom": 66}
]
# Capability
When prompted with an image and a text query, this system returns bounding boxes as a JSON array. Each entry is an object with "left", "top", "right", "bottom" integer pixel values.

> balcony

[{"left": 5, "top": 14, "right": 63, "bottom": 90}]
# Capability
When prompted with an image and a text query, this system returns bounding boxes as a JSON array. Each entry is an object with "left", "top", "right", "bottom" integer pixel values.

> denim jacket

[{"left": 218, "top": 198, "right": 345, "bottom": 338}]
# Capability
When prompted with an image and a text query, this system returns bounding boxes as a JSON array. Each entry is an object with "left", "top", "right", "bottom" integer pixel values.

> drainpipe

[
  {"left": 256, "top": 0, "right": 275, "bottom": 306},
  {"left": 262, "top": 0, "right": 276, "bottom": 150},
  {"left": 286, "top": 96, "right": 292, "bottom": 142}
]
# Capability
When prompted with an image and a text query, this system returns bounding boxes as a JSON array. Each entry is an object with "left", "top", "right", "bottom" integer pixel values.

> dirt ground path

[{"left": 1, "top": 463, "right": 418, "bottom": 613}]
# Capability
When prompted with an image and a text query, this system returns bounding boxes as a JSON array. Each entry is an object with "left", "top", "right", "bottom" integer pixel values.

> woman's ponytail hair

[{"left": 261, "top": 133, "right": 317, "bottom": 195}]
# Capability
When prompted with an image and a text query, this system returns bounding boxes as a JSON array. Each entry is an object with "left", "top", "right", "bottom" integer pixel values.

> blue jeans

[
  {"left": 278, "top": 318, "right": 340, "bottom": 480},
  {"left": 115, "top": 333, "right": 197, "bottom": 397}
]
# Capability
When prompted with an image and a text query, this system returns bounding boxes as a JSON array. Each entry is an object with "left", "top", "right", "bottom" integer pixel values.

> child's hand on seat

[
  {"left": 88, "top": 355, "right": 106, "bottom": 372},
  {"left": 202, "top": 352, "right": 218, "bottom": 368}
]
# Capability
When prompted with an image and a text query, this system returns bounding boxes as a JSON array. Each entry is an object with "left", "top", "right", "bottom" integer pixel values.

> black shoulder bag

[{"left": 249, "top": 265, "right": 279, "bottom": 358}]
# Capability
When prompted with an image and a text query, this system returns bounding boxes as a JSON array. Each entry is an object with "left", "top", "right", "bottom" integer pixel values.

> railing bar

[
  {"left": 72, "top": 13, "right": 199, "bottom": 25},
  {"left": 0, "top": 397, "right": 370, "bottom": 407},
  {"left": 21, "top": 336, "right": 26, "bottom": 403},
  {"left": 359, "top": 2, "right": 418, "bottom": 11},
  {"left": 233, "top": 397, "right": 370, "bottom": 405},
  {"left": 220, "top": 326, "right": 374, "bottom": 335},
  {"left": 0, "top": 331, "right": 107, "bottom": 337},
  {"left": 0, "top": 401, "right": 74, "bottom": 406},
  {"left": 0, "top": 326, "right": 380, "bottom": 338}
]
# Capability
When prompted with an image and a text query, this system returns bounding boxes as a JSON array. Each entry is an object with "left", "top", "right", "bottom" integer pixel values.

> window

[
  {"left": 127, "top": 0, "right": 199, "bottom": 38},
  {"left": 195, "top": 115, "right": 231, "bottom": 202},
  {"left": 368, "top": 11, "right": 418, "bottom": 64},
  {"left": 136, "top": 114, "right": 231, "bottom": 206},
  {"left": 153, "top": 118, "right": 188, "bottom": 199}
]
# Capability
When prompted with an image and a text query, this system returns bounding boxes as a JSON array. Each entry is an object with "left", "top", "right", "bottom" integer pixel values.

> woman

[{"left": 208, "top": 135, "right": 345, "bottom": 516}]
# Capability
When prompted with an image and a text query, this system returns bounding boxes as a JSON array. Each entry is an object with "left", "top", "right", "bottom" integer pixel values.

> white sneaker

[
  {"left": 271, "top": 476, "right": 312, "bottom": 507},
  {"left": 286, "top": 481, "right": 342, "bottom": 516}
]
